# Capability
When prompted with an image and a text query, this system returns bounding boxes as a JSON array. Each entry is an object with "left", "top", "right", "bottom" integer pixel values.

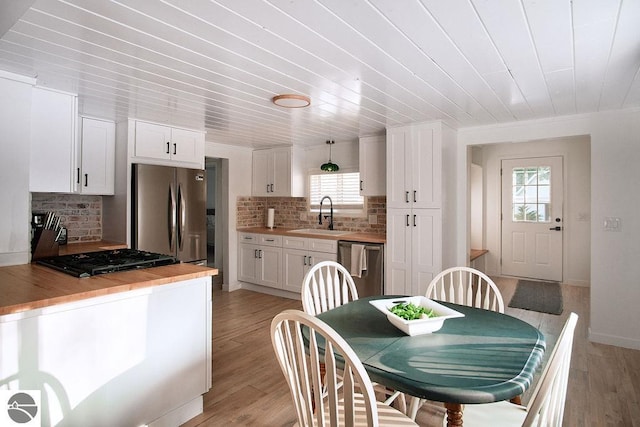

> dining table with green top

[{"left": 315, "top": 295, "right": 546, "bottom": 427}]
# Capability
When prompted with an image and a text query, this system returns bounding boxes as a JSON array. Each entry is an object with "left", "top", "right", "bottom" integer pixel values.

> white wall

[
  {"left": 457, "top": 109, "right": 640, "bottom": 350},
  {"left": 0, "top": 72, "right": 35, "bottom": 266},
  {"left": 204, "top": 142, "right": 252, "bottom": 291}
]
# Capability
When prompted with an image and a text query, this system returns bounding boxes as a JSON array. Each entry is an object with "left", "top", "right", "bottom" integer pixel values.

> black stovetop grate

[{"left": 36, "top": 248, "right": 179, "bottom": 278}]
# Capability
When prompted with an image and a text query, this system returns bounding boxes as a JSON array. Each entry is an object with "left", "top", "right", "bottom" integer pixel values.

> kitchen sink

[{"left": 287, "top": 228, "right": 352, "bottom": 236}]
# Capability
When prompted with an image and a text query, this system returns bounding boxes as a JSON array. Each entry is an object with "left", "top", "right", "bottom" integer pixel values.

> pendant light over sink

[{"left": 320, "top": 140, "right": 340, "bottom": 172}]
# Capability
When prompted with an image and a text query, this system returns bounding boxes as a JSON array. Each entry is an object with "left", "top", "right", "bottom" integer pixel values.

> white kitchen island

[{"left": 0, "top": 261, "right": 216, "bottom": 427}]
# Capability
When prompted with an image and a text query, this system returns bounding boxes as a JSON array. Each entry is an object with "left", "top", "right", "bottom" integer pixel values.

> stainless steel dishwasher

[{"left": 337, "top": 241, "right": 384, "bottom": 297}]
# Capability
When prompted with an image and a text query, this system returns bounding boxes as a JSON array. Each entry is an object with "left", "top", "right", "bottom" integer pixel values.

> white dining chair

[
  {"left": 408, "top": 266, "right": 505, "bottom": 420},
  {"left": 302, "top": 260, "right": 359, "bottom": 316},
  {"left": 301, "top": 260, "right": 404, "bottom": 410},
  {"left": 462, "top": 312, "right": 579, "bottom": 427},
  {"left": 270, "top": 309, "right": 418, "bottom": 427},
  {"left": 426, "top": 266, "right": 505, "bottom": 313}
]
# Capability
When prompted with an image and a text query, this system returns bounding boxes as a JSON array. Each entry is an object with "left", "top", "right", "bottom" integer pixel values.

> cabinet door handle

[
  {"left": 360, "top": 180, "right": 363, "bottom": 191},
  {"left": 303, "top": 255, "right": 307, "bottom": 266},
  {"left": 414, "top": 190, "right": 417, "bottom": 203},
  {"left": 84, "top": 174, "right": 88, "bottom": 187},
  {"left": 405, "top": 191, "right": 409, "bottom": 203},
  {"left": 406, "top": 214, "right": 410, "bottom": 227},
  {"left": 270, "top": 183, "right": 274, "bottom": 193},
  {"left": 173, "top": 143, "right": 177, "bottom": 155},
  {"left": 166, "top": 142, "right": 170, "bottom": 154},
  {"left": 76, "top": 168, "right": 80, "bottom": 184},
  {"left": 259, "top": 250, "right": 263, "bottom": 259},
  {"left": 254, "top": 249, "right": 258, "bottom": 258},
  {"left": 266, "top": 184, "right": 270, "bottom": 193},
  {"left": 413, "top": 214, "right": 417, "bottom": 227},
  {"left": 308, "top": 256, "right": 313, "bottom": 266},
  {"left": 266, "top": 238, "right": 274, "bottom": 242}
]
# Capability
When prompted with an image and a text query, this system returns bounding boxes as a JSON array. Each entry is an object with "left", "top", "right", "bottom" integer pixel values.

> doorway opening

[
  {"left": 206, "top": 157, "right": 224, "bottom": 287},
  {"left": 468, "top": 136, "right": 590, "bottom": 287}
]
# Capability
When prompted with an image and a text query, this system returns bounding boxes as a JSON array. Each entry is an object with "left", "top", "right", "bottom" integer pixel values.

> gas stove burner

[{"left": 36, "top": 249, "right": 180, "bottom": 278}]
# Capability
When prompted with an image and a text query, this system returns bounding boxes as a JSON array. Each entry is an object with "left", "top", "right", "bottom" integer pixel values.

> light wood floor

[{"left": 182, "top": 278, "right": 640, "bottom": 427}]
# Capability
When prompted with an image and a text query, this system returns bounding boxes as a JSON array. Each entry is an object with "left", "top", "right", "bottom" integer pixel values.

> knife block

[{"left": 32, "top": 229, "right": 59, "bottom": 260}]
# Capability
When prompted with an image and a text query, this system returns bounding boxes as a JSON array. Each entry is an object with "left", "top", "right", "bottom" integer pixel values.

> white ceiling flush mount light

[
  {"left": 272, "top": 94, "right": 311, "bottom": 108},
  {"left": 321, "top": 140, "right": 340, "bottom": 172}
]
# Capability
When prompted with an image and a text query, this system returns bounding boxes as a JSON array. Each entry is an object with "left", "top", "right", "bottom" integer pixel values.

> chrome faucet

[{"left": 319, "top": 196, "right": 334, "bottom": 230}]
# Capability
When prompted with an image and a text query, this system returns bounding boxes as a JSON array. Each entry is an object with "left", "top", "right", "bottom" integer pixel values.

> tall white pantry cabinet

[{"left": 385, "top": 121, "right": 456, "bottom": 297}]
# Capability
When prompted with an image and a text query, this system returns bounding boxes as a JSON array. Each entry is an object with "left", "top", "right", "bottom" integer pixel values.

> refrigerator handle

[
  {"left": 168, "top": 186, "right": 176, "bottom": 252},
  {"left": 177, "top": 184, "right": 186, "bottom": 250}
]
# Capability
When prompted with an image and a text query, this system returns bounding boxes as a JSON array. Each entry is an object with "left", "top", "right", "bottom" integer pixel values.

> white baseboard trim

[
  {"left": 565, "top": 279, "right": 590, "bottom": 287},
  {"left": 0, "top": 251, "right": 29, "bottom": 267},
  {"left": 236, "top": 281, "right": 300, "bottom": 300},
  {"left": 223, "top": 281, "right": 242, "bottom": 292},
  {"left": 148, "top": 395, "right": 203, "bottom": 427},
  {"left": 589, "top": 328, "right": 640, "bottom": 351}
]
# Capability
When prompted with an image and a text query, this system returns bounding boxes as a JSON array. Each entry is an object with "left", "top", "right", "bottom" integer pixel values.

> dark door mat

[{"left": 508, "top": 279, "right": 563, "bottom": 315}]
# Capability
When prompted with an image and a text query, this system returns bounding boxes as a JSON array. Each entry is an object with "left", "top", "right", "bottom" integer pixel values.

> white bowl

[{"left": 369, "top": 296, "right": 465, "bottom": 336}]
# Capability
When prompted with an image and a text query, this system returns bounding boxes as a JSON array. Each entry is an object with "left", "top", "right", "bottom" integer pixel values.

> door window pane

[{"left": 511, "top": 166, "right": 551, "bottom": 223}]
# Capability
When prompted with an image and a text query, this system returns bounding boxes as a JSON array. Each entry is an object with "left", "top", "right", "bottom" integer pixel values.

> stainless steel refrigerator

[{"left": 132, "top": 164, "right": 207, "bottom": 264}]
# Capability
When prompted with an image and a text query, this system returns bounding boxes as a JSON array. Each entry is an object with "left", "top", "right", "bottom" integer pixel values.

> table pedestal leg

[{"left": 444, "top": 402, "right": 463, "bottom": 427}]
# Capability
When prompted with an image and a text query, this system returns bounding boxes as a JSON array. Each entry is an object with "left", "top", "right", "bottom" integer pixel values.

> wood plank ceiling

[{"left": 1, "top": 0, "right": 639, "bottom": 148}]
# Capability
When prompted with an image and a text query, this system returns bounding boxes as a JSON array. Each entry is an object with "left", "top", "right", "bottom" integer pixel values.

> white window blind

[{"left": 309, "top": 172, "right": 364, "bottom": 209}]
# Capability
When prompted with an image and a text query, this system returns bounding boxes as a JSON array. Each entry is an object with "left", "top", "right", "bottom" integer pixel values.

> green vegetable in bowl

[{"left": 389, "top": 302, "right": 437, "bottom": 320}]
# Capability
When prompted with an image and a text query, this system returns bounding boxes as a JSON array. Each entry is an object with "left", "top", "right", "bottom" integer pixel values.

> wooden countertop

[
  {"left": 0, "top": 251, "right": 218, "bottom": 316},
  {"left": 238, "top": 227, "right": 386, "bottom": 244},
  {"left": 470, "top": 249, "right": 489, "bottom": 262},
  {"left": 58, "top": 240, "right": 128, "bottom": 255}
]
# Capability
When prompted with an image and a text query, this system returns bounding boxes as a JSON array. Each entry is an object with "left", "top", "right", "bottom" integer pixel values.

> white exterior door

[{"left": 501, "top": 157, "right": 563, "bottom": 281}]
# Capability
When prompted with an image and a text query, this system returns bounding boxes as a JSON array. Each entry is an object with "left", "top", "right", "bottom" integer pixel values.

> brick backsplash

[
  {"left": 237, "top": 196, "right": 386, "bottom": 234},
  {"left": 31, "top": 193, "right": 102, "bottom": 243}
]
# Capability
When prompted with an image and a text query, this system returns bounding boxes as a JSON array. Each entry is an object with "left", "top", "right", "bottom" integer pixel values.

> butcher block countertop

[
  {"left": 0, "top": 241, "right": 218, "bottom": 316},
  {"left": 58, "top": 240, "right": 128, "bottom": 255},
  {"left": 238, "top": 227, "right": 386, "bottom": 244}
]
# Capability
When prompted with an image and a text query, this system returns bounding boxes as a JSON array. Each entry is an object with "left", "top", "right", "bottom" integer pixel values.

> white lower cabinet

[
  {"left": 386, "top": 208, "right": 442, "bottom": 296},
  {"left": 237, "top": 232, "right": 337, "bottom": 293},
  {"left": 0, "top": 278, "right": 212, "bottom": 426},
  {"left": 238, "top": 233, "right": 283, "bottom": 289},
  {"left": 282, "top": 236, "right": 337, "bottom": 293}
]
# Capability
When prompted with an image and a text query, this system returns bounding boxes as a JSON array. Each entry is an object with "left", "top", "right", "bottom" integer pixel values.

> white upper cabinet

[
  {"left": 252, "top": 147, "right": 303, "bottom": 197},
  {"left": 79, "top": 117, "right": 115, "bottom": 195},
  {"left": 134, "top": 121, "right": 205, "bottom": 168},
  {"left": 387, "top": 123, "right": 441, "bottom": 209},
  {"left": 30, "top": 87, "right": 78, "bottom": 193},
  {"left": 359, "top": 135, "right": 386, "bottom": 196},
  {"left": 30, "top": 88, "right": 116, "bottom": 195}
]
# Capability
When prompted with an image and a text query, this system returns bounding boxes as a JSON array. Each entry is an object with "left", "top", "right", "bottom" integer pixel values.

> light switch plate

[
  {"left": 603, "top": 217, "right": 621, "bottom": 232},
  {"left": 368, "top": 214, "right": 377, "bottom": 225}
]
